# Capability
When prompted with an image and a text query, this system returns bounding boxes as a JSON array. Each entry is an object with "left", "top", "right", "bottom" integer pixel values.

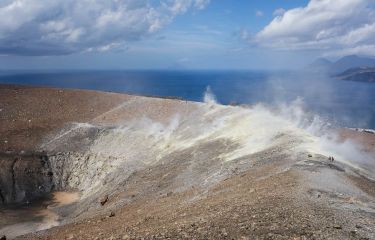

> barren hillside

[{"left": 0, "top": 85, "right": 374, "bottom": 240}]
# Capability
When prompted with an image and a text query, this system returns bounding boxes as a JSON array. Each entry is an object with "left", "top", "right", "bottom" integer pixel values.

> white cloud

[
  {"left": 323, "top": 44, "right": 375, "bottom": 57},
  {"left": 177, "top": 57, "right": 190, "bottom": 63},
  {"left": 254, "top": 0, "right": 375, "bottom": 56},
  {"left": 273, "top": 8, "right": 285, "bottom": 16},
  {"left": 194, "top": 0, "right": 210, "bottom": 10},
  {"left": 240, "top": 29, "right": 251, "bottom": 40},
  {"left": 0, "top": 0, "right": 210, "bottom": 56},
  {"left": 255, "top": 10, "right": 264, "bottom": 17}
]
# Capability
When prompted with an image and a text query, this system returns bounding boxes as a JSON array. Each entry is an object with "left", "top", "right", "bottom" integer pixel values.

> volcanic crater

[{"left": 0, "top": 85, "right": 374, "bottom": 240}]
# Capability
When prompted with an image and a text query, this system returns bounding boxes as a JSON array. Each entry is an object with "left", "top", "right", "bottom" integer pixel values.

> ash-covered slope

[{"left": 0, "top": 85, "right": 374, "bottom": 240}]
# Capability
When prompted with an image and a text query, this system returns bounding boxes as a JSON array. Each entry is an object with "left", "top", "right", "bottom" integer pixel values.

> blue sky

[{"left": 0, "top": 0, "right": 374, "bottom": 70}]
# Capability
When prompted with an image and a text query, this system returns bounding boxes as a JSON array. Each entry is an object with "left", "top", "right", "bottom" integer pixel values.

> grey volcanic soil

[{"left": 0, "top": 84, "right": 374, "bottom": 240}]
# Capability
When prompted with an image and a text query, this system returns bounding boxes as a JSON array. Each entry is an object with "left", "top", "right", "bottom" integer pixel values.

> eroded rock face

[
  {"left": 0, "top": 152, "right": 54, "bottom": 205},
  {"left": 47, "top": 152, "right": 138, "bottom": 198}
]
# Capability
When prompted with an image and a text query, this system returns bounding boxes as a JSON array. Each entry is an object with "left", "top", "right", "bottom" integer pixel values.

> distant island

[
  {"left": 308, "top": 55, "right": 375, "bottom": 83},
  {"left": 335, "top": 67, "right": 375, "bottom": 83}
]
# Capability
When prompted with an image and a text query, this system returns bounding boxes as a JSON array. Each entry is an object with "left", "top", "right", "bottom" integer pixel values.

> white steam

[
  {"left": 203, "top": 86, "right": 218, "bottom": 104},
  {"left": 42, "top": 89, "right": 375, "bottom": 181},
  {"left": 204, "top": 88, "right": 374, "bottom": 177},
  {"left": 272, "top": 98, "right": 375, "bottom": 178}
]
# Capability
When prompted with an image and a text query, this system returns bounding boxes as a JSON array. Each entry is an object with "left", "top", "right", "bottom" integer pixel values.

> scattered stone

[
  {"left": 0, "top": 235, "right": 6, "bottom": 240},
  {"left": 308, "top": 154, "right": 313, "bottom": 158},
  {"left": 109, "top": 211, "right": 115, "bottom": 217},
  {"left": 221, "top": 228, "right": 228, "bottom": 237},
  {"left": 100, "top": 195, "right": 109, "bottom": 206},
  {"left": 333, "top": 225, "right": 342, "bottom": 229},
  {"left": 355, "top": 224, "right": 362, "bottom": 229}
]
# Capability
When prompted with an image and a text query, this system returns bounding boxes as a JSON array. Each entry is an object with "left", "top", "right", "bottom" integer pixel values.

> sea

[{"left": 0, "top": 70, "right": 374, "bottom": 129}]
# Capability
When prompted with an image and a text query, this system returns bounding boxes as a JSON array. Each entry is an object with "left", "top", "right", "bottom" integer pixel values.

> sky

[{"left": 0, "top": 0, "right": 375, "bottom": 70}]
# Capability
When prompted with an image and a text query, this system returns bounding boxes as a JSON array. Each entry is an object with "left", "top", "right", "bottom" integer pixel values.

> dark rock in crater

[{"left": 0, "top": 152, "right": 54, "bottom": 205}]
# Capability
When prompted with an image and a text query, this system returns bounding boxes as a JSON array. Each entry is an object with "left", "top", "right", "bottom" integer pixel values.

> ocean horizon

[{"left": 1, "top": 69, "right": 374, "bottom": 129}]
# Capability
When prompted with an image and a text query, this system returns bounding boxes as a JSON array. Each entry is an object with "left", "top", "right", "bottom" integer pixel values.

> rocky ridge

[{"left": 0, "top": 85, "right": 374, "bottom": 239}]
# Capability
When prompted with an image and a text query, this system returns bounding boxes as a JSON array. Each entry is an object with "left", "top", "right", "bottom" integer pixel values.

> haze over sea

[{"left": 1, "top": 70, "right": 374, "bottom": 129}]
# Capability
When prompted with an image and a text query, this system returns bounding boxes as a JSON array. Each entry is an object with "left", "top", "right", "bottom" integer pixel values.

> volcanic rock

[{"left": 100, "top": 195, "right": 109, "bottom": 206}]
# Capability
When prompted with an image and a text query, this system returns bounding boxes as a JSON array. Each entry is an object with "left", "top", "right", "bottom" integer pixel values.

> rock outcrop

[{"left": 0, "top": 152, "right": 53, "bottom": 205}]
